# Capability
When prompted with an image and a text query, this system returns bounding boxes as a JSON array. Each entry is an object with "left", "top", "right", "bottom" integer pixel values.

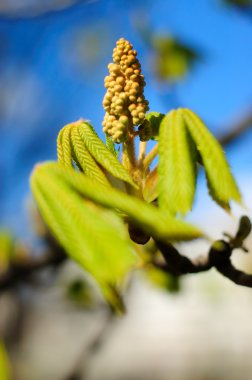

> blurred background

[{"left": 1, "top": 0, "right": 252, "bottom": 379}]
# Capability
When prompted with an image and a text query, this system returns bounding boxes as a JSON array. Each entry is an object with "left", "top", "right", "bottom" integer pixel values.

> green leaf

[
  {"left": 57, "top": 123, "right": 109, "bottom": 186},
  {"left": 66, "top": 278, "right": 94, "bottom": 307},
  {"left": 32, "top": 162, "right": 203, "bottom": 242},
  {"left": 31, "top": 164, "right": 136, "bottom": 312},
  {"left": 183, "top": 108, "right": 241, "bottom": 211},
  {"left": 78, "top": 122, "right": 138, "bottom": 189},
  {"left": 0, "top": 342, "right": 10, "bottom": 380},
  {"left": 158, "top": 109, "right": 197, "bottom": 215},
  {"left": 152, "top": 36, "right": 199, "bottom": 82},
  {"left": 71, "top": 127, "right": 110, "bottom": 186},
  {"left": 146, "top": 267, "right": 180, "bottom": 292},
  {"left": 105, "top": 133, "right": 118, "bottom": 157},
  {"left": 57, "top": 125, "right": 73, "bottom": 168},
  {"left": 138, "top": 112, "right": 164, "bottom": 141},
  {"left": 57, "top": 122, "right": 134, "bottom": 189},
  {"left": 0, "top": 231, "right": 13, "bottom": 273},
  {"left": 145, "top": 111, "right": 165, "bottom": 140}
]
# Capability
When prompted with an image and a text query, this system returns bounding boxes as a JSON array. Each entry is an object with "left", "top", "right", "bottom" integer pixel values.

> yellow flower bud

[{"left": 102, "top": 38, "right": 149, "bottom": 143}]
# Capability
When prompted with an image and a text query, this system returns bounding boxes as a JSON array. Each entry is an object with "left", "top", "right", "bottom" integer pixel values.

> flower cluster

[{"left": 102, "top": 38, "right": 149, "bottom": 143}]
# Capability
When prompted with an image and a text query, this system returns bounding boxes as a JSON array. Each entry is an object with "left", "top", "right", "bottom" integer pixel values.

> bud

[
  {"left": 138, "top": 120, "right": 153, "bottom": 141},
  {"left": 102, "top": 38, "right": 149, "bottom": 143}
]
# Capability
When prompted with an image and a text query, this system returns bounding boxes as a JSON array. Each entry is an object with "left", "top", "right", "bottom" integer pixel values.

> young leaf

[
  {"left": 146, "top": 266, "right": 179, "bottom": 292},
  {"left": 0, "top": 231, "right": 13, "bottom": 274},
  {"left": 57, "top": 121, "right": 136, "bottom": 189},
  {"left": 152, "top": 36, "right": 199, "bottom": 82},
  {"left": 57, "top": 124, "right": 111, "bottom": 186},
  {"left": 182, "top": 108, "right": 241, "bottom": 211},
  {"left": 158, "top": 109, "right": 197, "bottom": 215},
  {"left": 57, "top": 125, "right": 73, "bottom": 168},
  {"left": 70, "top": 127, "right": 110, "bottom": 186},
  {"left": 34, "top": 162, "right": 203, "bottom": 242},
  {"left": 145, "top": 111, "right": 165, "bottom": 140},
  {"left": 57, "top": 127, "right": 65, "bottom": 163},
  {"left": 78, "top": 122, "right": 138, "bottom": 189},
  {"left": 105, "top": 133, "right": 118, "bottom": 157},
  {"left": 30, "top": 164, "right": 136, "bottom": 312},
  {"left": 0, "top": 342, "right": 10, "bottom": 380}
]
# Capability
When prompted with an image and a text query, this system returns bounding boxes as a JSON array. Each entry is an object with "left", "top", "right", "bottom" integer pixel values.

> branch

[
  {"left": 154, "top": 216, "right": 252, "bottom": 287},
  {"left": 154, "top": 241, "right": 211, "bottom": 275},
  {"left": 0, "top": 238, "right": 66, "bottom": 291},
  {"left": 219, "top": 109, "right": 252, "bottom": 146},
  {"left": 65, "top": 309, "right": 114, "bottom": 380}
]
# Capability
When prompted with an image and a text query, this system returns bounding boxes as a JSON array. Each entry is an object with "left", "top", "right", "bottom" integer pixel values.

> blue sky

[{"left": 0, "top": 0, "right": 252, "bottom": 237}]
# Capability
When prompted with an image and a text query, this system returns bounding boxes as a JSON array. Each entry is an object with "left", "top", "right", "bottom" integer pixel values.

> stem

[
  {"left": 138, "top": 141, "right": 147, "bottom": 165},
  {"left": 122, "top": 135, "right": 145, "bottom": 195},
  {"left": 143, "top": 143, "right": 158, "bottom": 170},
  {"left": 122, "top": 136, "right": 137, "bottom": 176}
]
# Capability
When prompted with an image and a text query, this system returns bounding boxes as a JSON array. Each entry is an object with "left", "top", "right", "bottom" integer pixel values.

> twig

[
  {"left": 154, "top": 241, "right": 211, "bottom": 275},
  {"left": 154, "top": 216, "right": 252, "bottom": 288},
  {"left": 219, "top": 110, "right": 252, "bottom": 146},
  {"left": 138, "top": 141, "right": 147, "bottom": 163},
  {"left": 0, "top": 243, "right": 66, "bottom": 291},
  {"left": 143, "top": 144, "right": 158, "bottom": 169},
  {"left": 65, "top": 309, "right": 115, "bottom": 380},
  {"left": 122, "top": 136, "right": 136, "bottom": 175}
]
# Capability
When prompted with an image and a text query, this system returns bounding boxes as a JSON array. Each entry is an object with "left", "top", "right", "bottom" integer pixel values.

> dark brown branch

[
  {"left": 214, "top": 260, "right": 252, "bottom": 287},
  {"left": 155, "top": 241, "right": 211, "bottom": 275},
  {"left": 154, "top": 216, "right": 252, "bottom": 287},
  {"left": 1, "top": 215, "right": 251, "bottom": 292},
  {"left": 0, "top": 243, "right": 66, "bottom": 291},
  {"left": 155, "top": 238, "right": 252, "bottom": 288},
  {"left": 66, "top": 309, "right": 114, "bottom": 380},
  {"left": 219, "top": 109, "right": 252, "bottom": 146}
]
